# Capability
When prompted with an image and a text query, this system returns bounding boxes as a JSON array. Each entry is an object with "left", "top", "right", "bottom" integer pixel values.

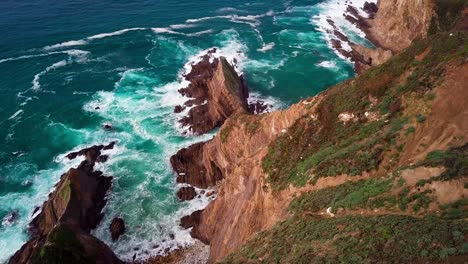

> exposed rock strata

[
  {"left": 330, "top": 0, "right": 434, "bottom": 73},
  {"left": 9, "top": 143, "right": 121, "bottom": 264},
  {"left": 176, "top": 53, "right": 250, "bottom": 134}
]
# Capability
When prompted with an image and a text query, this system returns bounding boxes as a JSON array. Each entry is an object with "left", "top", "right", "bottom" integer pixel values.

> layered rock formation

[
  {"left": 353, "top": 0, "right": 434, "bottom": 71},
  {"left": 9, "top": 143, "right": 122, "bottom": 264},
  {"left": 366, "top": 0, "right": 434, "bottom": 52},
  {"left": 331, "top": 0, "right": 435, "bottom": 73},
  {"left": 176, "top": 52, "right": 250, "bottom": 135},
  {"left": 172, "top": 3, "right": 468, "bottom": 263}
]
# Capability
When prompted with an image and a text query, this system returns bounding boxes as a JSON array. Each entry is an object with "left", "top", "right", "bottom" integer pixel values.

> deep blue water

[{"left": 0, "top": 0, "right": 369, "bottom": 262}]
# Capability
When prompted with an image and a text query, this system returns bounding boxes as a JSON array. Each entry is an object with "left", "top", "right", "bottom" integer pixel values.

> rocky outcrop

[
  {"left": 174, "top": 97, "right": 319, "bottom": 262},
  {"left": 333, "top": 0, "right": 435, "bottom": 73},
  {"left": 176, "top": 186, "right": 197, "bottom": 201},
  {"left": 176, "top": 52, "right": 250, "bottom": 134},
  {"left": 366, "top": 0, "right": 434, "bottom": 52},
  {"left": 9, "top": 143, "right": 122, "bottom": 264},
  {"left": 110, "top": 217, "right": 125, "bottom": 241}
]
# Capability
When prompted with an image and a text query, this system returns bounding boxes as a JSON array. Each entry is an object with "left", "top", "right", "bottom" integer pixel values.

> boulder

[{"left": 110, "top": 217, "right": 126, "bottom": 241}]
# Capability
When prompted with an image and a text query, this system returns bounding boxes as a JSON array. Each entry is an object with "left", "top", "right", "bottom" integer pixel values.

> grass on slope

[
  {"left": 221, "top": 214, "right": 468, "bottom": 264},
  {"left": 262, "top": 31, "right": 467, "bottom": 191}
]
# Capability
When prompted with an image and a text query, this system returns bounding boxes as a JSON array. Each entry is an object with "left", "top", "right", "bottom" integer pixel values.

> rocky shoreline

[{"left": 9, "top": 142, "right": 122, "bottom": 264}]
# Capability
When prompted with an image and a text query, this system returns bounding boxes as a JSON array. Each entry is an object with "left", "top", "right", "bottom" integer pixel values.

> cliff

[
  {"left": 9, "top": 143, "right": 122, "bottom": 264},
  {"left": 174, "top": 2, "right": 468, "bottom": 263},
  {"left": 176, "top": 53, "right": 249, "bottom": 135},
  {"left": 335, "top": 0, "right": 437, "bottom": 73}
]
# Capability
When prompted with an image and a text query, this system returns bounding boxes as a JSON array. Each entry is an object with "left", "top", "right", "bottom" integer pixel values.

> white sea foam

[
  {"left": 318, "top": 60, "right": 339, "bottom": 70},
  {"left": 151, "top": 28, "right": 214, "bottom": 37},
  {"left": 8, "top": 109, "right": 24, "bottom": 120},
  {"left": 0, "top": 49, "right": 88, "bottom": 64},
  {"left": 169, "top": 23, "right": 196, "bottom": 29},
  {"left": 187, "top": 29, "right": 214, "bottom": 37},
  {"left": 311, "top": 0, "right": 378, "bottom": 61},
  {"left": 32, "top": 60, "right": 68, "bottom": 90},
  {"left": 43, "top": 28, "right": 147, "bottom": 50},
  {"left": 87, "top": 27, "right": 146, "bottom": 40},
  {"left": 43, "top": 40, "right": 88, "bottom": 50},
  {"left": 217, "top": 7, "right": 246, "bottom": 13},
  {"left": 249, "top": 91, "right": 284, "bottom": 113},
  {"left": 257, "top": 42, "right": 275, "bottom": 52},
  {"left": 151, "top": 27, "right": 183, "bottom": 35}
]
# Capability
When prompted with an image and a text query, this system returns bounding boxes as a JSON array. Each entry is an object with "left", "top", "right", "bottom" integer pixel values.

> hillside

[{"left": 174, "top": 1, "right": 468, "bottom": 263}]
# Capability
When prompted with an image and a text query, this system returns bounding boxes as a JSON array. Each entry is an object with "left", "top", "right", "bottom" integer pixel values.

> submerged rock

[{"left": 1, "top": 210, "right": 19, "bottom": 226}]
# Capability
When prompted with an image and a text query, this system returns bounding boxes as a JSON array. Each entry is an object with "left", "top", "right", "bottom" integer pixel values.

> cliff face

[
  {"left": 367, "top": 0, "right": 434, "bottom": 52},
  {"left": 177, "top": 55, "right": 249, "bottom": 135},
  {"left": 9, "top": 144, "right": 122, "bottom": 264},
  {"left": 339, "top": 0, "right": 435, "bottom": 73},
  {"left": 174, "top": 3, "right": 468, "bottom": 262}
]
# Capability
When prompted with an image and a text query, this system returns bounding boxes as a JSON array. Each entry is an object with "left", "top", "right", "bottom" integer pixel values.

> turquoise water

[{"left": 0, "top": 0, "right": 370, "bottom": 262}]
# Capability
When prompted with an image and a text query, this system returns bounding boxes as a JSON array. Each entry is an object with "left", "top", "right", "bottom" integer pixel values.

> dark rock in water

[
  {"left": 110, "top": 217, "right": 126, "bottom": 241},
  {"left": 363, "top": 1, "right": 378, "bottom": 16},
  {"left": 248, "top": 100, "right": 272, "bottom": 114},
  {"left": 174, "top": 105, "right": 185, "bottom": 113},
  {"left": 9, "top": 144, "right": 122, "bottom": 264},
  {"left": 21, "top": 180, "right": 32, "bottom": 187},
  {"left": 103, "top": 124, "right": 113, "bottom": 130},
  {"left": 176, "top": 186, "right": 197, "bottom": 201},
  {"left": 103, "top": 141, "right": 116, "bottom": 150},
  {"left": 2, "top": 210, "right": 19, "bottom": 225},
  {"left": 96, "top": 155, "right": 109, "bottom": 163},
  {"left": 169, "top": 233, "right": 175, "bottom": 240},
  {"left": 180, "top": 210, "right": 203, "bottom": 229},
  {"left": 95, "top": 106, "right": 101, "bottom": 110}
]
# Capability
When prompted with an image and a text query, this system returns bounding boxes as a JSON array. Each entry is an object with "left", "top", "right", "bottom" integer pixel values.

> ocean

[{"left": 0, "top": 0, "right": 372, "bottom": 262}]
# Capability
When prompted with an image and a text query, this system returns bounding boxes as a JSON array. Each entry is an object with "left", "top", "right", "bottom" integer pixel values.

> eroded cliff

[{"left": 174, "top": 2, "right": 468, "bottom": 262}]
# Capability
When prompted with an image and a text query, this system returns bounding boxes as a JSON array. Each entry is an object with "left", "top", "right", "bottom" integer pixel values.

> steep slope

[{"left": 174, "top": 2, "right": 468, "bottom": 262}]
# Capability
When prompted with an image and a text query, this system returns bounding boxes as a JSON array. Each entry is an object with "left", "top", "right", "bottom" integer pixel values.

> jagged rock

[
  {"left": 177, "top": 186, "right": 197, "bottom": 201},
  {"left": 103, "top": 124, "right": 113, "bottom": 130},
  {"left": 180, "top": 210, "right": 203, "bottom": 230},
  {"left": 176, "top": 54, "right": 250, "bottom": 134},
  {"left": 103, "top": 141, "right": 116, "bottom": 150},
  {"left": 363, "top": 1, "right": 378, "bottom": 15},
  {"left": 97, "top": 155, "right": 109, "bottom": 163},
  {"left": 110, "top": 217, "right": 125, "bottom": 241},
  {"left": 174, "top": 105, "right": 185, "bottom": 113},
  {"left": 9, "top": 144, "right": 121, "bottom": 264},
  {"left": 170, "top": 142, "right": 223, "bottom": 188}
]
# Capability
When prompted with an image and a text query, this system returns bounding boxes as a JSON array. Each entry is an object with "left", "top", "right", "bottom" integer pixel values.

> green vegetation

[
  {"left": 262, "top": 31, "right": 467, "bottom": 191},
  {"left": 429, "top": 0, "right": 468, "bottom": 34},
  {"left": 223, "top": 7, "right": 468, "bottom": 264},
  {"left": 31, "top": 225, "right": 89, "bottom": 264},
  {"left": 221, "top": 215, "right": 468, "bottom": 264},
  {"left": 289, "top": 178, "right": 393, "bottom": 213},
  {"left": 58, "top": 179, "right": 71, "bottom": 204},
  {"left": 440, "top": 199, "right": 468, "bottom": 220},
  {"left": 419, "top": 143, "right": 468, "bottom": 181}
]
